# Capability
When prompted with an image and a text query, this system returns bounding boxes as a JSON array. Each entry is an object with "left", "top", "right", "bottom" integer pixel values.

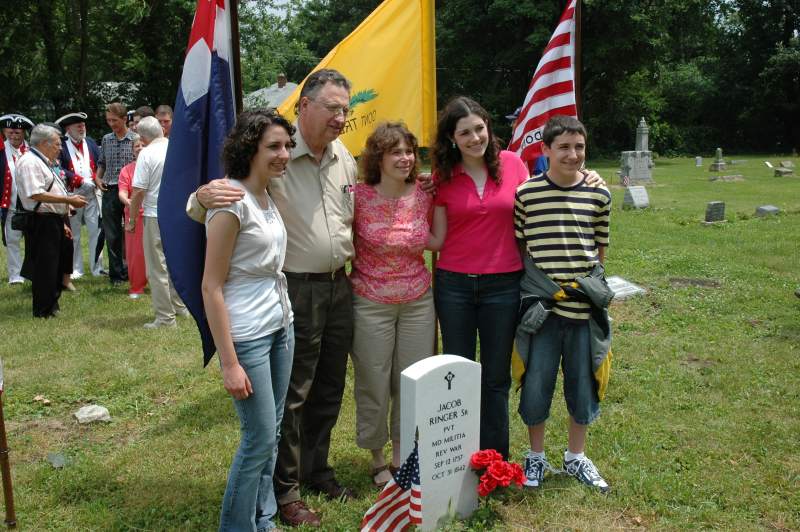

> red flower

[
  {"left": 470, "top": 449, "right": 504, "bottom": 470},
  {"left": 487, "top": 460, "right": 521, "bottom": 487},
  {"left": 477, "top": 471, "right": 498, "bottom": 497}
]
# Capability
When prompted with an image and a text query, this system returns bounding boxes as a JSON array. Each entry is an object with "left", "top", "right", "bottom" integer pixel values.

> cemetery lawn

[{"left": 1, "top": 154, "right": 798, "bottom": 530}]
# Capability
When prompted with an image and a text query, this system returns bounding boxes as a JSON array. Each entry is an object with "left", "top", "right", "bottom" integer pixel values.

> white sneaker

[
  {"left": 8, "top": 277, "right": 25, "bottom": 285},
  {"left": 70, "top": 272, "right": 84, "bottom": 280},
  {"left": 563, "top": 454, "right": 610, "bottom": 493},
  {"left": 143, "top": 320, "right": 176, "bottom": 330},
  {"left": 129, "top": 293, "right": 142, "bottom": 300}
]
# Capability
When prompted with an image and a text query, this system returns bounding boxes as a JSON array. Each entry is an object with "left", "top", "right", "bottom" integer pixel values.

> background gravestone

[
  {"left": 623, "top": 186, "right": 650, "bottom": 209},
  {"left": 704, "top": 201, "right": 725, "bottom": 223},
  {"left": 709, "top": 148, "right": 726, "bottom": 171},
  {"left": 755, "top": 205, "right": 780, "bottom": 217},
  {"left": 619, "top": 117, "right": 654, "bottom": 185},
  {"left": 401, "top": 355, "right": 480, "bottom": 530},
  {"left": 695, "top": 156, "right": 703, "bottom": 167}
]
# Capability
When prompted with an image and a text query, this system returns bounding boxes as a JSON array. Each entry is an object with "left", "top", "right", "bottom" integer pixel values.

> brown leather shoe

[
  {"left": 279, "top": 500, "right": 320, "bottom": 528},
  {"left": 308, "top": 478, "right": 356, "bottom": 501}
]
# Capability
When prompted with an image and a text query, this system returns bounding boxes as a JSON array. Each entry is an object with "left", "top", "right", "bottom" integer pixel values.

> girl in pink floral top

[{"left": 350, "top": 122, "right": 443, "bottom": 488}]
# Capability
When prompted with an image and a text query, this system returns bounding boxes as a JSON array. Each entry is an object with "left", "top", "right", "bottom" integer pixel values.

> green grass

[{"left": 1, "top": 155, "right": 799, "bottom": 530}]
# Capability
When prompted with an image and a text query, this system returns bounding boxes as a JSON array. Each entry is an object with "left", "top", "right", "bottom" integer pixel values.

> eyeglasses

[{"left": 311, "top": 99, "right": 349, "bottom": 117}]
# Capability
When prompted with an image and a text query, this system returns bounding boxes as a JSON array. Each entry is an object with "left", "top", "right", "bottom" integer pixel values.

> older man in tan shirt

[
  {"left": 17, "top": 123, "right": 87, "bottom": 317},
  {"left": 189, "top": 69, "right": 357, "bottom": 528}
]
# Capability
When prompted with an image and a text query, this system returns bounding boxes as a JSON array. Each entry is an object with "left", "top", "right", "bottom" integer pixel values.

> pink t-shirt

[
  {"left": 350, "top": 182, "right": 433, "bottom": 304},
  {"left": 433, "top": 150, "right": 529, "bottom": 274},
  {"left": 117, "top": 161, "right": 144, "bottom": 220}
]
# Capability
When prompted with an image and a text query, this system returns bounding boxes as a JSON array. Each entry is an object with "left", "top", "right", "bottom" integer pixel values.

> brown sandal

[{"left": 372, "top": 465, "right": 391, "bottom": 489}]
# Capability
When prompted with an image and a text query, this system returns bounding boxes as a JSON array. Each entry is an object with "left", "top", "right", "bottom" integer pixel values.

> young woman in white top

[{"left": 202, "top": 109, "right": 296, "bottom": 532}]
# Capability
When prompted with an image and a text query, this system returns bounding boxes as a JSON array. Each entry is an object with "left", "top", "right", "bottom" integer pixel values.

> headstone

[
  {"left": 704, "top": 201, "right": 725, "bottom": 223},
  {"left": 635, "top": 117, "right": 649, "bottom": 152},
  {"left": 779, "top": 161, "right": 795, "bottom": 169},
  {"left": 709, "top": 148, "right": 726, "bottom": 171},
  {"left": 774, "top": 167, "right": 793, "bottom": 177},
  {"left": 74, "top": 405, "right": 111, "bottom": 424},
  {"left": 606, "top": 276, "right": 646, "bottom": 300},
  {"left": 695, "top": 156, "right": 703, "bottom": 167},
  {"left": 619, "top": 117, "right": 654, "bottom": 184},
  {"left": 755, "top": 205, "right": 780, "bottom": 217},
  {"left": 764, "top": 161, "right": 774, "bottom": 169},
  {"left": 401, "top": 355, "right": 481, "bottom": 530},
  {"left": 622, "top": 186, "right": 649, "bottom": 209},
  {"left": 709, "top": 174, "right": 744, "bottom": 182}
]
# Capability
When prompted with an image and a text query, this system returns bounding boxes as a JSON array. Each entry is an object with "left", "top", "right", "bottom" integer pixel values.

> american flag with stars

[{"left": 360, "top": 441, "right": 423, "bottom": 531}]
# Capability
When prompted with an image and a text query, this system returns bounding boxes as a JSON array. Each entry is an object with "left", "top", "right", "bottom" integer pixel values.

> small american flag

[
  {"left": 508, "top": 0, "right": 579, "bottom": 164},
  {"left": 360, "top": 441, "right": 422, "bottom": 532}
]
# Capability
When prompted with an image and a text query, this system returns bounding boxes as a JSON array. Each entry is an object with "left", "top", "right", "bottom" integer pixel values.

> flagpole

[
  {"left": 574, "top": 0, "right": 582, "bottom": 119},
  {"left": 230, "top": 0, "right": 244, "bottom": 113}
]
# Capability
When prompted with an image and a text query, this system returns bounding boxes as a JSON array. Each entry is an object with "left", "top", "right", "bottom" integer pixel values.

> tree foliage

[{"left": 1, "top": 0, "right": 797, "bottom": 153}]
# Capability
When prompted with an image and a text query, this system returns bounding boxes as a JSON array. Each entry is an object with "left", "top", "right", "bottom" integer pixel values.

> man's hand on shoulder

[
  {"left": 417, "top": 172, "right": 437, "bottom": 195},
  {"left": 197, "top": 178, "right": 245, "bottom": 209},
  {"left": 582, "top": 169, "right": 607, "bottom": 188}
]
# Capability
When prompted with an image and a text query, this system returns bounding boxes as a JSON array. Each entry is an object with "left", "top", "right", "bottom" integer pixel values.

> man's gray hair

[
  {"left": 29, "top": 124, "right": 61, "bottom": 147},
  {"left": 297, "top": 69, "right": 351, "bottom": 107},
  {"left": 137, "top": 116, "right": 163, "bottom": 142}
]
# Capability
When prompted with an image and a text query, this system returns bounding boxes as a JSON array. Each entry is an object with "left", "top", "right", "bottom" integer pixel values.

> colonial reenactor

[
  {"left": 0, "top": 113, "right": 34, "bottom": 284},
  {"left": 56, "top": 112, "right": 103, "bottom": 278}
]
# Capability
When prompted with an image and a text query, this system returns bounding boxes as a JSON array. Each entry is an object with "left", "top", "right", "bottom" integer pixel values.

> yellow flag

[{"left": 278, "top": 0, "right": 436, "bottom": 156}]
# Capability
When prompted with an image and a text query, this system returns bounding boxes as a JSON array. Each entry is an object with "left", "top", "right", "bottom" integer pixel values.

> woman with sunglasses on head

[{"left": 202, "top": 108, "right": 296, "bottom": 532}]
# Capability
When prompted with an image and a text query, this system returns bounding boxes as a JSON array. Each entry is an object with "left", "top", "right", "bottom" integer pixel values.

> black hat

[
  {"left": 0, "top": 114, "right": 34, "bottom": 131},
  {"left": 55, "top": 112, "right": 88, "bottom": 128}
]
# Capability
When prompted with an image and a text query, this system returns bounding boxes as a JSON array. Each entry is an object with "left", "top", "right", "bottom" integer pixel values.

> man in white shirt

[
  {"left": 127, "top": 116, "right": 187, "bottom": 328},
  {"left": 16, "top": 123, "right": 87, "bottom": 317}
]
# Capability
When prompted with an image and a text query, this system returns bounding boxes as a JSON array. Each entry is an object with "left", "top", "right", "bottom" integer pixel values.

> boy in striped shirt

[{"left": 513, "top": 115, "right": 612, "bottom": 492}]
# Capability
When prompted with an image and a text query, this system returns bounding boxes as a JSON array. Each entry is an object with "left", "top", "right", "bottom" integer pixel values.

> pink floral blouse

[{"left": 350, "top": 182, "right": 433, "bottom": 304}]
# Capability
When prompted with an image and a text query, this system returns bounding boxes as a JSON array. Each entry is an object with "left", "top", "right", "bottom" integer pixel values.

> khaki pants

[
  {"left": 143, "top": 216, "right": 185, "bottom": 323},
  {"left": 351, "top": 288, "right": 435, "bottom": 449}
]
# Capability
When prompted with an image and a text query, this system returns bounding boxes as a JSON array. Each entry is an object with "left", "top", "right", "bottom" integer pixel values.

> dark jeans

[
  {"left": 434, "top": 269, "right": 522, "bottom": 459},
  {"left": 274, "top": 271, "right": 353, "bottom": 505},
  {"left": 21, "top": 214, "right": 72, "bottom": 317},
  {"left": 101, "top": 186, "right": 127, "bottom": 282}
]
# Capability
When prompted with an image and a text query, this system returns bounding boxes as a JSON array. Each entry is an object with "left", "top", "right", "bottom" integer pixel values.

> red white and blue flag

[
  {"left": 158, "top": 0, "right": 236, "bottom": 366},
  {"left": 360, "top": 441, "right": 423, "bottom": 532},
  {"left": 508, "top": 0, "right": 578, "bottom": 164}
]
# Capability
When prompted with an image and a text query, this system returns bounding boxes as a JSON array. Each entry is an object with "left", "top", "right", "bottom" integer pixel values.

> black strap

[{"left": 16, "top": 149, "right": 56, "bottom": 214}]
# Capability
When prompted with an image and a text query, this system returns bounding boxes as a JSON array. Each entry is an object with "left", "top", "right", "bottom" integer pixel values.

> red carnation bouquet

[{"left": 470, "top": 449, "right": 526, "bottom": 497}]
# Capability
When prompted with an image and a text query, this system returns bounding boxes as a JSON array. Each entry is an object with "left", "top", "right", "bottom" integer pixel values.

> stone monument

[
  {"left": 755, "top": 205, "right": 780, "bottom": 217},
  {"left": 400, "top": 355, "right": 481, "bottom": 530},
  {"left": 704, "top": 201, "right": 725, "bottom": 223},
  {"left": 622, "top": 186, "right": 650, "bottom": 209},
  {"left": 709, "top": 148, "right": 726, "bottom": 171},
  {"left": 619, "top": 117, "right": 654, "bottom": 184}
]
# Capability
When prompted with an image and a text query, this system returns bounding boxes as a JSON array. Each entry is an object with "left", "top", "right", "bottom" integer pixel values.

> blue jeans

[
  {"left": 434, "top": 269, "right": 521, "bottom": 459},
  {"left": 518, "top": 315, "right": 600, "bottom": 426},
  {"left": 220, "top": 326, "right": 294, "bottom": 532}
]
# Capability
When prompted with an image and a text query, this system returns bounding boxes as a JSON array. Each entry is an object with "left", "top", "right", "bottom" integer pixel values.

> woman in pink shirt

[
  {"left": 350, "top": 122, "right": 442, "bottom": 488},
  {"left": 431, "top": 96, "right": 530, "bottom": 460},
  {"left": 117, "top": 134, "right": 147, "bottom": 298}
]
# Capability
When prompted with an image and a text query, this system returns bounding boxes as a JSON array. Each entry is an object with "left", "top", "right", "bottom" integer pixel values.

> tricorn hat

[
  {"left": 55, "top": 112, "right": 88, "bottom": 128},
  {"left": 0, "top": 113, "right": 35, "bottom": 131}
]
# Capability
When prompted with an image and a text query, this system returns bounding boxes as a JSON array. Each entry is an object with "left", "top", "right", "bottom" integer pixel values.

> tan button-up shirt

[
  {"left": 15, "top": 149, "right": 70, "bottom": 215},
  {"left": 188, "top": 126, "right": 357, "bottom": 273}
]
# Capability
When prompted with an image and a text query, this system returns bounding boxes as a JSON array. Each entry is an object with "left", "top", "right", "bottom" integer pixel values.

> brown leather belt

[{"left": 283, "top": 267, "right": 346, "bottom": 282}]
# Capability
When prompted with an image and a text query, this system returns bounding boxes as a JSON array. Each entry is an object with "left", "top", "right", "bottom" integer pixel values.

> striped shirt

[{"left": 514, "top": 173, "right": 611, "bottom": 320}]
